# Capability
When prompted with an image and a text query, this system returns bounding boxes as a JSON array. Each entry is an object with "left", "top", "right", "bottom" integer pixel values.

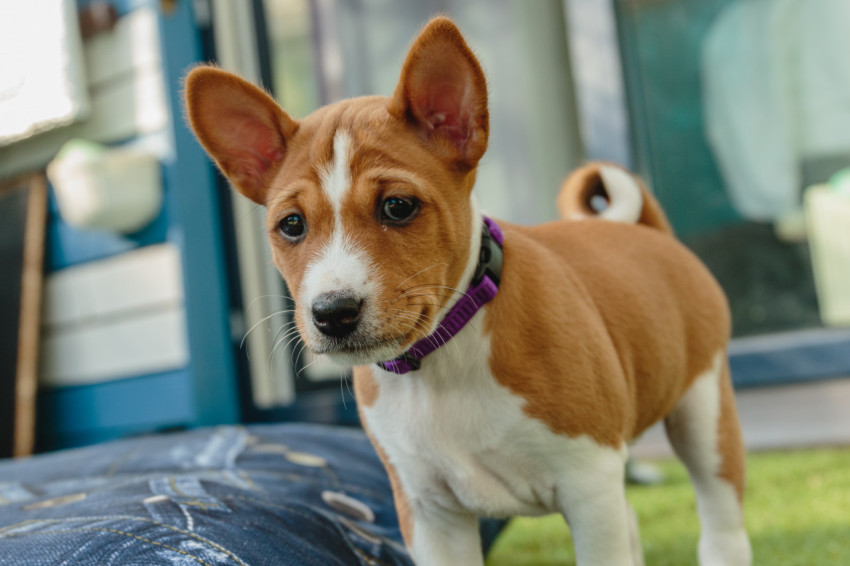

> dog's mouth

[
  {"left": 304, "top": 303, "right": 436, "bottom": 366},
  {"left": 311, "top": 334, "right": 407, "bottom": 366}
]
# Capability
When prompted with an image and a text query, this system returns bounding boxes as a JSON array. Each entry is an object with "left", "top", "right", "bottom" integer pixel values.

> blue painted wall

[{"left": 37, "top": 0, "right": 240, "bottom": 450}]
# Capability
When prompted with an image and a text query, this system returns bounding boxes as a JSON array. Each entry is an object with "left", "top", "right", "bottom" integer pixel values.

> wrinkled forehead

[{"left": 264, "top": 98, "right": 439, "bottom": 217}]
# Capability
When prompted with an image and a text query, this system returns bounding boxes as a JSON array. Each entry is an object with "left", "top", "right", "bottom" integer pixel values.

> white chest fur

[{"left": 361, "top": 309, "right": 627, "bottom": 519}]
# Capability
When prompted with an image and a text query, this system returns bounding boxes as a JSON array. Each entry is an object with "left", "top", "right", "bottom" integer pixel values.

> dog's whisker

[
  {"left": 249, "top": 319, "right": 293, "bottom": 362},
  {"left": 387, "top": 309, "right": 438, "bottom": 338},
  {"left": 297, "top": 355, "right": 321, "bottom": 378},
  {"left": 394, "top": 263, "right": 449, "bottom": 291},
  {"left": 241, "top": 311, "right": 296, "bottom": 349},
  {"left": 293, "top": 341, "right": 309, "bottom": 374},
  {"left": 393, "top": 285, "right": 457, "bottom": 302},
  {"left": 339, "top": 372, "right": 351, "bottom": 410},
  {"left": 393, "top": 284, "right": 473, "bottom": 305},
  {"left": 266, "top": 322, "right": 302, "bottom": 361},
  {"left": 267, "top": 328, "right": 302, "bottom": 371},
  {"left": 279, "top": 333, "right": 307, "bottom": 364},
  {"left": 392, "top": 304, "right": 476, "bottom": 359}
]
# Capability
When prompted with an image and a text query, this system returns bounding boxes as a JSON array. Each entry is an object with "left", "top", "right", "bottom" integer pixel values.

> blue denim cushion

[{"left": 0, "top": 424, "right": 505, "bottom": 565}]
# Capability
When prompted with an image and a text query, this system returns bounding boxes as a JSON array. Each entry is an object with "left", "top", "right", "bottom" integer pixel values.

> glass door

[{"left": 614, "top": 0, "right": 850, "bottom": 386}]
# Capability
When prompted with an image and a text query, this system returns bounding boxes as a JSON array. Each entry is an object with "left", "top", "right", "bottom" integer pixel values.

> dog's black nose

[{"left": 312, "top": 294, "right": 363, "bottom": 338}]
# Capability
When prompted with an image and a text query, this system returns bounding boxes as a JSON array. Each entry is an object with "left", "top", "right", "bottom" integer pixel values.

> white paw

[{"left": 699, "top": 529, "right": 752, "bottom": 566}]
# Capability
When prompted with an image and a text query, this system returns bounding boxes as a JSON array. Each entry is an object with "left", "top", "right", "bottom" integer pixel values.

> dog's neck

[{"left": 376, "top": 195, "right": 498, "bottom": 375}]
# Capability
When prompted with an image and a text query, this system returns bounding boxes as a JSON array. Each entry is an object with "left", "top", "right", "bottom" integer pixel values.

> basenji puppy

[{"left": 185, "top": 17, "right": 751, "bottom": 566}]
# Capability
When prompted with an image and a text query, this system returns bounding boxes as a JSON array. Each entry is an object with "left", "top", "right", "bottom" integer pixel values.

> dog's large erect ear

[
  {"left": 389, "top": 17, "right": 489, "bottom": 169},
  {"left": 184, "top": 66, "right": 298, "bottom": 204}
]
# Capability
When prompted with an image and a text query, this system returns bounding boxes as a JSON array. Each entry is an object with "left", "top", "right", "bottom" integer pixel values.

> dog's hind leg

[
  {"left": 626, "top": 501, "right": 645, "bottom": 566},
  {"left": 664, "top": 352, "right": 752, "bottom": 566}
]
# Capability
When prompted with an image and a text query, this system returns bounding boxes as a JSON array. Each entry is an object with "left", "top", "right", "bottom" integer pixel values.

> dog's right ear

[{"left": 184, "top": 66, "right": 298, "bottom": 204}]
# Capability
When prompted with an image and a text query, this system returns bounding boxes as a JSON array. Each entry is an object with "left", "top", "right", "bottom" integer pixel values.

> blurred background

[{"left": 1, "top": 0, "right": 849, "bottom": 457}]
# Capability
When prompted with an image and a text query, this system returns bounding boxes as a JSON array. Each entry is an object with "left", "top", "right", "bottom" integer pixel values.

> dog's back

[{"left": 487, "top": 213, "right": 731, "bottom": 443}]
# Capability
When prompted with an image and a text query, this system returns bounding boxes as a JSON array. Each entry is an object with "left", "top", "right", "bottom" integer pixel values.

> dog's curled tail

[{"left": 557, "top": 163, "right": 672, "bottom": 233}]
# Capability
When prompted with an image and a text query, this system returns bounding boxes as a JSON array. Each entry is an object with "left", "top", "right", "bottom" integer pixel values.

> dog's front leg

[
  {"left": 557, "top": 446, "right": 637, "bottom": 566},
  {"left": 559, "top": 481, "right": 636, "bottom": 566},
  {"left": 407, "top": 502, "right": 484, "bottom": 566}
]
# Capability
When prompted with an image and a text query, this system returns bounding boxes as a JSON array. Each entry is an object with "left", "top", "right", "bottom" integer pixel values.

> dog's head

[{"left": 185, "top": 18, "right": 489, "bottom": 365}]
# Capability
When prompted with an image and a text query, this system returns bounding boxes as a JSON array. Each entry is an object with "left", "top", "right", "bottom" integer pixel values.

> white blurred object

[
  {"left": 0, "top": 0, "right": 90, "bottom": 145},
  {"left": 805, "top": 174, "right": 850, "bottom": 327},
  {"left": 47, "top": 139, "right": 162, "bottom": 233},
  {"left": 0, "top": 5, "right": 168, "bottom": 179},
  {"left": 773, "top": 208, "right": 808, "bottom": 243},
  {"left": 703, "top": 0, "right": 850, "bottom": 222},
  {"left": 40, "top": 244, "right": 188, "bottom": 387}
]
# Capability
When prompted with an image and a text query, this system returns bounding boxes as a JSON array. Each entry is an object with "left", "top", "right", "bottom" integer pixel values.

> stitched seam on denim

[
  {"left": 224, "top": 427, "right": 249, "bottom": 468},
  {"left": 222, "top": 495, "right": 328, "bottom": 529},
  {"left": 168, "top": 476, "right": 220, "bottom": 511},
  {"left": 350, "top": 543, "right": 391, "bottom": 566},
  {"left": 0, "top": 515, "right": 248, "bottom": 565},
  {"left": 335, "top": 519, "right": 391, "bottom": 566},
  {"left": 243, "top": 470, "right": 385, "bottom": 499},
  {"left": 105, "top": 447, "right": 142, "bottom": 477},
  {"left": 10, "top": 527, "right": 217, "bottom": 566},
  {"left": 236, "top": 471, "right": 260, "bottom": 491},
  {"left": 228, "top": 496, "right": 392, "bottom": 566},
  {"left": 169, "top": 476, "right": 189, "bottom": 497}
]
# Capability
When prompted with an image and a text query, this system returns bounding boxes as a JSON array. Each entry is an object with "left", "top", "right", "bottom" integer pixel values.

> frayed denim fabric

[{"left": 0, "top": 424, "right": 505, "bottom": 565}]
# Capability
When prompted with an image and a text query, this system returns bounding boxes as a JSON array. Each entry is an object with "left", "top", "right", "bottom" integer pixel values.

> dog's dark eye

[
  {"left": 277, "top": 214, "right": 307, "bottom": 241},
  {"left": 381, "top": 197, "right": 419, "bottom": 224}
]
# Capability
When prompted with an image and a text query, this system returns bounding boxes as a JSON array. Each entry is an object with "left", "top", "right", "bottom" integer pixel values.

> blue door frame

[{"left": 37, "top": 0, "right": 240, "bottom": 451}]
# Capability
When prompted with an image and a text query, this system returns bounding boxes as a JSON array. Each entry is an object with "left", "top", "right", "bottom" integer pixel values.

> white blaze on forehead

[
  {"left": 301, "top": 129, "right": 374, "bottom": 308},
  {"left": 320, "top": 130, "right": 353, "bottom": 212}
]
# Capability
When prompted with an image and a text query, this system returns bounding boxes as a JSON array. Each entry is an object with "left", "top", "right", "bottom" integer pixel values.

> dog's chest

[{"left": 361, "top": 315, "right": 585, "bottom": 517}]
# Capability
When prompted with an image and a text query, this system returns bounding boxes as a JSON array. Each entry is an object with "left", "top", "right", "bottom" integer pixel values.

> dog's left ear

[{"left": 389, "top": 17, "right": 489, "bottom": 170}]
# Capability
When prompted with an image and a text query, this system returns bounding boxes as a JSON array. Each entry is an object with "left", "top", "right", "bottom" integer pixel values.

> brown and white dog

[{"left": 185, "top": 17, "right": 751, "bottom": 566}]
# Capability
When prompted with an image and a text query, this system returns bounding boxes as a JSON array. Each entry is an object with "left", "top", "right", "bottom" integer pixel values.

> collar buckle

[{"left": 472, "top": 220, "right": 504, "bottom": 287}]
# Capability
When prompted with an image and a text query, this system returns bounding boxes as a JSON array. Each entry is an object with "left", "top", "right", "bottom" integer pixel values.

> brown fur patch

[
  {"left": 485, "top": 219, "right": 730, "bottom": 446},
  {"left": 717, "top": 360, "right": 746, "bottom": 502}
]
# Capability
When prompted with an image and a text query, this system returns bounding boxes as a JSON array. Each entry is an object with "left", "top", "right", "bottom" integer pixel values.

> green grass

[{"left": 486, "top": 448, "right": 850, "bottom": 565}]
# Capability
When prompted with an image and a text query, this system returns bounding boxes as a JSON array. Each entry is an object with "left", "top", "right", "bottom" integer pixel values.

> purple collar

[{"left": 378, "top": 216, "right": 504, "bottom": 374}]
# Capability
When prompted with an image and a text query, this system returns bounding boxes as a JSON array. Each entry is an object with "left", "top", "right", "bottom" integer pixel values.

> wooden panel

[
  {"left": 40, "top": 307, "right": 189, "bottom": 388},
  {"left": 43, "top": 243, "right": 182, "bottom": 327},
  {"left": 39, "top": 243, "right": 187, "bottom": 388},
  {"left": 0, "top": 175, "right": 48, "bottom": 458}
]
